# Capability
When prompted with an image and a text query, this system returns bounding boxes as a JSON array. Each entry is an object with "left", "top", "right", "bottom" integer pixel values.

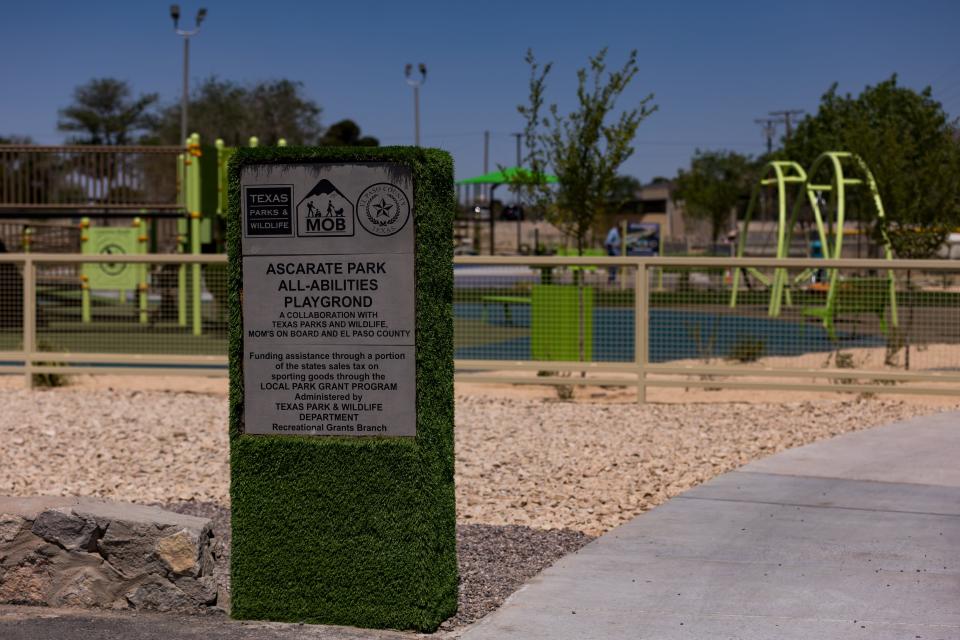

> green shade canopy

[{"left": 456, "top": 166, "right": 558, "bottom": 185}]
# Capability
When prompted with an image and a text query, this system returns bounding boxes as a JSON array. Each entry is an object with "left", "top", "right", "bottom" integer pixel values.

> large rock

[
  {"left": 32, "top": 509, "right": 100, "bottom": 551},
  {"left": 125, "top": 576, "right": 194, "bottom": 612},
  {"left": 0, "top": 496, "right": 222, "bottom": 614},
  {"left": 0, "top": 556, "right": 52, "bottom": 605},
  {"left": 156, "top": 529, "right": 200, "bottom": 576},
  {"left": 0, "top": 515, "right": 25, "bottom": 543},
  {"left": 97, "top": 520, "right": 166, "bottom": 579}
]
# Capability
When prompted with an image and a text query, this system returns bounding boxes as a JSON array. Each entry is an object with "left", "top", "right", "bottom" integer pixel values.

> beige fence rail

[{"left": 2, "top": 253, "right": 959, "bottom": 399}]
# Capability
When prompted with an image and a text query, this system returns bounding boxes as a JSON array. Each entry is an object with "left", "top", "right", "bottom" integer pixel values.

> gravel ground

[
  {"left": 160, "top": 501, "right": 592, "bottom": 630},
  {"left": 441, "top": 524, "right": 592, "bottom": 630},
  {"left": 0, "top": 389, "right": 950, "bottom": 536},
  {"left": 453, "top": 395, "right": 952, "bottom": 534}
]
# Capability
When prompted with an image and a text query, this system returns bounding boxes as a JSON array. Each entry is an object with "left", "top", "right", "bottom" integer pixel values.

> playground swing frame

[{"left": 730, "top": 152, "right": 898, "bottom": 338}]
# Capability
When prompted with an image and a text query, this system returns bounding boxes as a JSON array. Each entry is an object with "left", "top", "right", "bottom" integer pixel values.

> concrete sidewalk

[{"left": 460, "top": 411, "right": 960, "bottom": 640}]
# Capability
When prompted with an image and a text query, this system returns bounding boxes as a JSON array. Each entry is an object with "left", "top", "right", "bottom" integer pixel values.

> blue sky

[{"left": 1, "top": 0, "right": 958, "bottom": 182}]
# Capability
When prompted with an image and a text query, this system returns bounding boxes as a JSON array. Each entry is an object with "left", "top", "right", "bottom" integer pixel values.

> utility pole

[
  {"left": 482, "top": 129, "right": 490, "bottom": 204},
  {"left": 170, "top": 5, "right": 207, "bottom": 146},
  {"left": 404, "top": 63, "right": 427, "bottom": 146},
  {"left": 510, "top": 132, "right": 524, "bottom": 253},
  {"left": 769, "top": 109, "right": 805, "bottom": 143},
  {"left": 483, "top": 130, "right": 490, "bottom": 174},
  {"left": 511, "top": 132, "right": 522, "bottom": 167},
  {"left": 754, "top": 118, "right": 778, "bottom": 155},
  {"left": 510, "top": 132, "right": 523, "bottom": 204}
]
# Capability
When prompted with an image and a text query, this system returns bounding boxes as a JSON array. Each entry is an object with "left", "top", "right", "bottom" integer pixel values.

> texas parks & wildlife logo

[{"left": 356, "top": 183, "right": 411, "bottom": 237}]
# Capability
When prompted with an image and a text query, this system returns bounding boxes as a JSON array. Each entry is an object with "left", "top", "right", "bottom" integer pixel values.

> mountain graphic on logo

[
  {"left": 296, "top": 179, "right": 355, "bottom": 236},
  {"left": 298, "top": 179, "right": 350, "bottom": 217}
]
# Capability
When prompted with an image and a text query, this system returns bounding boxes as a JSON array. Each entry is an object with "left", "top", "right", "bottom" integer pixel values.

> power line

[
  {"left": 928, "top": 62, "right": 960, "bottom": 92},
  {"left": 768, "top": 109, "right": 805, "bottom": 143}
]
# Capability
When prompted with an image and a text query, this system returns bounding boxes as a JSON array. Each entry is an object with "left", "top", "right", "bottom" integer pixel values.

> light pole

[
  {"left": 404, "top": 63, "right": 427, "bottom": 146},
  {"left": 170, "top": 5, "right": 207, "bottom": 146}
]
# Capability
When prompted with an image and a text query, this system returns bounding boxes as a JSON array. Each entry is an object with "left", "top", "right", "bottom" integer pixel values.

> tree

[
  {"left": 247, "top": 79, "right": 323, "bottom": 145},
  {"left": 516, "top": 48, "right": 657, "bottom": 254},
  {"left": 673, "top": 150, "right": 754, "bottom": 243},
  {"left": 786, "top": 76, "right": 960, "bottom": 258},
  {"left": 149, "top": 77, "right": 323, "bottom": 146},
  {"left": 58, "top": 78, "right": 158, "bottom": 145},
  {"left": 608, "top": 174, "right": 642, "bottom": 208},
  {"left": 318, "top": 120, "right": 379, "bottom": 146}
]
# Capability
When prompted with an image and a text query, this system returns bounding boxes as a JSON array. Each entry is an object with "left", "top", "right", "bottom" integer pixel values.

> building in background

[{"left": 601, "top": 179, "right": 721, "bottom": 253}]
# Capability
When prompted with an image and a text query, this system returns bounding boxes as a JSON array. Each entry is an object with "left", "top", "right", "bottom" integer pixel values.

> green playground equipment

[
  {"left": 173, "top": 133, "right": 286, "bottom": 335},
  {"left": 79, "top": 216, "right": 149, "bottom": 325},
  {"left": 214, "top": 136, "right": 285, "bottom": 217},
  {"left": 730, "top": 152, "right": 898, "bottom": 339},
  {"left": 175, "top": 133, "right": 204, "bottom": 335},
  {"left": 730, "top": 159, "right": 807, "bottom": 312}
]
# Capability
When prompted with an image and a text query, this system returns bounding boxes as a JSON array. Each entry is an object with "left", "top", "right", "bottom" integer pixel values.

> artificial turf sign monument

[{"left": 228, "top": 147, "right": 456, "bottom": 631}]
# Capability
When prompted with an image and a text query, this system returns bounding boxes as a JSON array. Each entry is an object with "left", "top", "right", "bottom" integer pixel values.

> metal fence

[
  {"left": 0, "top": 145, "right": 184, "bottom": 213},
  {"left": 454, "top": 255, "right": 960, "bottom": 399},
  {"left": 0, "top": 220, "right": 82, "bottom": 252},
  {"left": 0, "top": 253, "right": 227, "bottom": 386},
  {"left": 1, "top": 253, "right": 959, "bottom": 398}
]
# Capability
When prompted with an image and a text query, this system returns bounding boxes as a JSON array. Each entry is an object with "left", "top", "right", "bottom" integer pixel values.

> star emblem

[{"left": 372, "top": 198, "right": 393, "bottom": 219}]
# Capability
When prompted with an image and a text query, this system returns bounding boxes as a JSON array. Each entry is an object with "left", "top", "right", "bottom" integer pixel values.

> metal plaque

[{"left": 241, "top": 163, "right": 415, "bottom": 436}]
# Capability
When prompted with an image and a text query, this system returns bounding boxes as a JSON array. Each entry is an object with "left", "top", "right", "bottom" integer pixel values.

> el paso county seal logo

[{"left": 356, "top": 183, "right": 411, "bottom": 237}]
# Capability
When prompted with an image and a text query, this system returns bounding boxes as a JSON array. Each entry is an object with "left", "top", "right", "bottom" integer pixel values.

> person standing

[{"left": 604, "top": 224, "right": 621, "bottom": 283}]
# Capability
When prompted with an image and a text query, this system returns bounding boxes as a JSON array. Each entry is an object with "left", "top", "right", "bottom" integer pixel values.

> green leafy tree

[
  {"left": 517, "top": 48, "right": 657, "bottom": 254},
  {"left": 149, "top": 77, "right": 323, "bottom": 146},
  {"left": 608, "top": 174, "right": 642, "bottom": 208},
  {"left": 149, "top": 77, "right": 248, "bottom": 145},
  {"left": 673, "top": 150, "right": 755, "bottom": 243},
  {"left": 246, "top": 79, "right": 323, "bottom": 145},
  {"left": 318, "top": 119, "right": 379, "bottom": 146},
  {"left": 787, "top": 76, "right": 960, "bottom": 258},
  {"left": 57, "top": 78, "right": 158, "bottom": 145}
]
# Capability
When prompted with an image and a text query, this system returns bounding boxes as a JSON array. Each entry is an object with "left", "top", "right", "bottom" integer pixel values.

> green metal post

[
  {"left": 825, "top": 155, "right": 847, "bottom": 322},
  {"left": 190, "top": 133, "right": 202, "bottom": 337},
  {"left": 248, "top": 136, "right": 259, "bottom": 148},
  {"left": 215, "top": 138, "right": 225, "bottom": 217},
  {"left": 80, "top": 218, "right": 91, "bottom": 323},
  {"left": 177, "top": 230, "right": 187, "bottom": 326},
  {"left": 178, "top": 149, "right": 187, "bottom": 326},
  {"left": 854, "top": 154, "right": 899, "bottom": 329},
  {"left": 730, "top": 161, "right": 805, "bottom": 313},
  {"left": 137, "top": 216, "right": 148, "bottom": 324}
]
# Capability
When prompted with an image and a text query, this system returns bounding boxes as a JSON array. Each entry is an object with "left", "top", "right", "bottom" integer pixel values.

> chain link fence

[
  {"left": 0, "top": 253, "right": 226, "bottom": 385},
  {"left": 455, "top": 256, "right": 960, "bottom": 398},
  {"left": 1, "top": 254, "right": 958, "bottom": 397}
]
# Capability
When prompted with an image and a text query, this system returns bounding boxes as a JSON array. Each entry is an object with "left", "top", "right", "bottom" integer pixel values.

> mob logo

[
  {"left": 296, "top": 179, "right": 354, "bottom": 237},
  {"left": 244, "top": 185, "right": 293, "bottom": 237}
]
